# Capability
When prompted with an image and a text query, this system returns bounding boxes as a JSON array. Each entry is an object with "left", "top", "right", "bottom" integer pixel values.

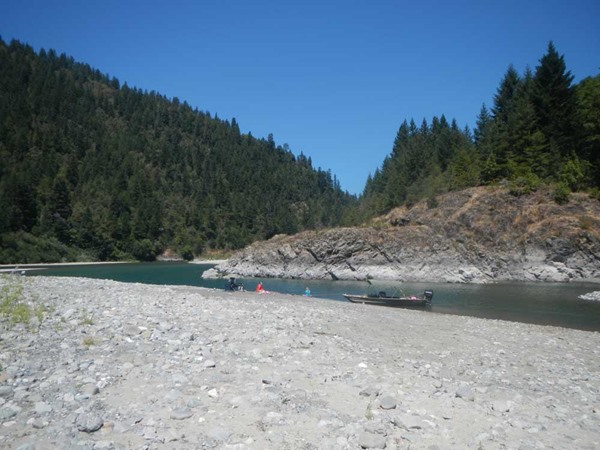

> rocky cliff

[{"left": 203, "top": 187, "right": 600, "bottom": 283}]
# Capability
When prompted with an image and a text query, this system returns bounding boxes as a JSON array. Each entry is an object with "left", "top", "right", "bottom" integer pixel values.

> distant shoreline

[
  {"left": 0, "top": 261, "right": 130, "bottom": 273},
  {"left": 0, "top": 259, "right": 225, "bottom": 274}
]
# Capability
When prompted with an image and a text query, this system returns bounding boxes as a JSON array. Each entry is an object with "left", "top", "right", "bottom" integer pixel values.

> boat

[{"left": 343, "top": 289, "right": 433, "bottom": 308}]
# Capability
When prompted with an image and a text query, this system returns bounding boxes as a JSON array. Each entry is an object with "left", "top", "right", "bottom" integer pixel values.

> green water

[{"left": 27, "top": 261, "right": 600, "bottom": 332}]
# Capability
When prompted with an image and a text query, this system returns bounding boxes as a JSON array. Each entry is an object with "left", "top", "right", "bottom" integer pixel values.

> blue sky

[{"left": 2, "top": 1, "right": 599, "bottom": 195}]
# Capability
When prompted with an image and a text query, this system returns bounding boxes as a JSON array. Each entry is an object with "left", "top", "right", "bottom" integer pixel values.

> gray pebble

[
  {"left": 16, "top": 444, "right": 36, "bottom": 450},
  {"left": 0, "top": 386, "right": 14, "bottom": 398},
  {"left": 379, "top": 395, "right": 397, "bottom": 410},
  {"left": 76, "top": 413, "right": 104, "bottom": 432},
  {"left": 358, "top": 431, "right": 387, "bottom": 449},
  {"left": 455, "top": 384, "right": 475, "bottom": 401},
  {"left": 0, "top": 407, "right": 18, "bottom": 420},
  {"left": 170, "top": 407, "right": 193, "bottom": 420}
]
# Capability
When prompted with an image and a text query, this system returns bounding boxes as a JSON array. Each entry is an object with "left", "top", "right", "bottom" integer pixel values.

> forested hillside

[
  {"left": 0, "top": 39, "right": 357, "bottom": 263},
  {"left": 361, "top": 42, "right": 599, "bottom": 216},
  {"left": 1, "top": 39, "right": 598, "bottom": 264}
]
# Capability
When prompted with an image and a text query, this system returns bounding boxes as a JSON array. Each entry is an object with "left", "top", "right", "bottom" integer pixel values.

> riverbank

[
  {"left": 1, "top": 276, "right": 599, "bottom": 449},
  {"left": 190, "top": 259, "right": 228, "bottom": 265},
  {"left": 0, "top": 259, "right": 224, "bottom": 274},
  {"left": 0, "top": 262, "right": 130, "bottom": 274}
]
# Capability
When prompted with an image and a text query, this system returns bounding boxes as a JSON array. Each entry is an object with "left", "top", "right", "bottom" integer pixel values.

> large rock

[{"left": 204, "top": 187, "right": 600, "bottom": 283}]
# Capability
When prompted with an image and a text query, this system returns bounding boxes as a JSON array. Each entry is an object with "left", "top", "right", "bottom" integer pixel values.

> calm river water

[{"left": 28, "top": 261, "right": 600, "bottom": 332}]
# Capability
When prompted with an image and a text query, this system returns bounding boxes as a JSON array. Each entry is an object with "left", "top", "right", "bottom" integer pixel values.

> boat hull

[{"left": 343, "top": 294, "right": 430, "bottom": 308}]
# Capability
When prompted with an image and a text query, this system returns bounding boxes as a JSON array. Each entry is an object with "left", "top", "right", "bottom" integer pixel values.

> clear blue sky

[{"left": 2, "top": 0, "right": 599, "bottom": 195}]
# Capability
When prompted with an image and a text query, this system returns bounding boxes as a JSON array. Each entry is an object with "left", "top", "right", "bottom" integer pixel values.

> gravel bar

[{"left": 1, "top": 276, "right": 599, "bottom": 449}]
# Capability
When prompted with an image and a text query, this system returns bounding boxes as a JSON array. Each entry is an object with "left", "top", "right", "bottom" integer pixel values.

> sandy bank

[
  {"left": 0, "top": 262, "right": 131, "bottom": 274},
  {"left": 1, "top": 276, "right": 599, "bottom": 449}
]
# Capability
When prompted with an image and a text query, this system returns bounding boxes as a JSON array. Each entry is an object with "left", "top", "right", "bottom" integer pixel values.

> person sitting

[
  {"left": 256, "top": 282, "right": 265, "bottom": 293},
  {"left": 304, "top": 287, "right": 311, "bottom": 297},
  {"left": 225, "top": 277, "right": 241, "bottom": 291}
]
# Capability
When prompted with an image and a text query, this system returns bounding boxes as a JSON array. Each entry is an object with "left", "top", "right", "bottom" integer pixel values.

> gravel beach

[{"left": 1, "top": 276, "right": 599, "bottom": 449}]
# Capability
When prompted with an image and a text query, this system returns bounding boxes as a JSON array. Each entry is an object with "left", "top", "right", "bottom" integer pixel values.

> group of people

[
  {"left": 224, "top": 277, "right": 311, "bottom": 297},
  {"left": 256, "top": 281, "right": 311, "bottom": 297}
]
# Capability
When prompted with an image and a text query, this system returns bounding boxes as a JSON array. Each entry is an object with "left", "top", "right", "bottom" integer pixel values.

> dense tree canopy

[
  {"left": 361, "top": 41, "right": 599, "bottom": 216},
  {"left": 0, "top": 38, "right": 356, "bottom": 263}
]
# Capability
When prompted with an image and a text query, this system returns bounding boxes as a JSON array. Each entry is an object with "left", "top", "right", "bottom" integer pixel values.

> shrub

[
  {"left": 131, "top": 239, "right": 157, "bottom": 261},
  {"left": 427, "top": 195, "right": 439, "bottom": 209},
  {"left": 589, "top": 188, "right": 600, "bottom": 201},
  {"left": 508, "top": 173, "right": 541, "bottom": 197},
  {"left": 559, "top": 156, "right": 587, "bottom": 191},
  {"left": 553, "top": 182, "right": 571, "bottom": 205},
  {"left": 180, "top": 246, "right": 194, "bottom": 261}
]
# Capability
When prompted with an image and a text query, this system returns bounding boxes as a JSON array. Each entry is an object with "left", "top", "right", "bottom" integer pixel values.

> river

[{"left": 25, "top": 261, "right": 600, "bottom": 332}]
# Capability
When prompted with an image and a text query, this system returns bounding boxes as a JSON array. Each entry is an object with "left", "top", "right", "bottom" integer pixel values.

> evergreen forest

[
  {"left": 0, "top": 38, "right": 598, "bottom": 264},
  {"left": 0, "top": 38, "right": 356, "bottom": 263},
  {"left": 361, "top": 42, "right": 599, "bottom": 216}
]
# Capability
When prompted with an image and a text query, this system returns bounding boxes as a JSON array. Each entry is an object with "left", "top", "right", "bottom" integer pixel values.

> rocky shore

[
  {"left": 1, "top": 276, "right": 599, "bottom": 449},
  {"left": 204, "top": 188, "right": 600, "bottom": 284}
]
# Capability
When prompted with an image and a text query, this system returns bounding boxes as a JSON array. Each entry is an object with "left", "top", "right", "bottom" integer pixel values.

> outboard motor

[{"left": 424, "top": 290, "right": 434, "bottom": 303}]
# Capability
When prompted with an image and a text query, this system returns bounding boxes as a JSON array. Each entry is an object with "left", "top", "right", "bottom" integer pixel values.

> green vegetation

[
  {"left": 0, "top": 275, "right": 44, "bottom": 328},
  {"left": 0, "top": 38, "right": 357, "bottom": 263},
  {"left": 361, "top": 42, "right": 599, "bottom": 217},
  {"left": 80, "top": 312, "right": 94, "bottom": 325},
  {"left": 0, "top": 231, "right": 92, "bottom": 263},
  {"left": 553, "top": 182, "right": 571, "bottom": 205}
]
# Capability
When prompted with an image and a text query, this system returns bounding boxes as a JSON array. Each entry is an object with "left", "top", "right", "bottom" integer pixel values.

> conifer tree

[
  {"left": 531, "top": 42, "right": 578, "bottom": 165},
  {"left": 492, "top": 65, "right": 521, "bottom": 175},
  {"left": 474, "top": 104, "right": 497, "bottom": 179},
  {"left": 510, "top": 68, "right": 547, "bottom": 177},
  {"left": 575, "top": 75, "right": 600, "bottom": 186},
  {"left": 492, "top": 65, "right": 521, "bottom": 125}
]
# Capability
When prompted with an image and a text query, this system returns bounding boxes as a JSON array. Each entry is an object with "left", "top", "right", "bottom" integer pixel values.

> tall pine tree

[
  {"left": 531, "top": 42, "right": 578, "bottom": 171},
  {"left": 492, "top": 65, "right": 521, "bottom": 176}
]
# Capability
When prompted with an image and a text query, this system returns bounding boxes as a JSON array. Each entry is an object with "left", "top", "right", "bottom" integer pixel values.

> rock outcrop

[{"left": 204, "top": 187, "right": 600, "bottom": 283}]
